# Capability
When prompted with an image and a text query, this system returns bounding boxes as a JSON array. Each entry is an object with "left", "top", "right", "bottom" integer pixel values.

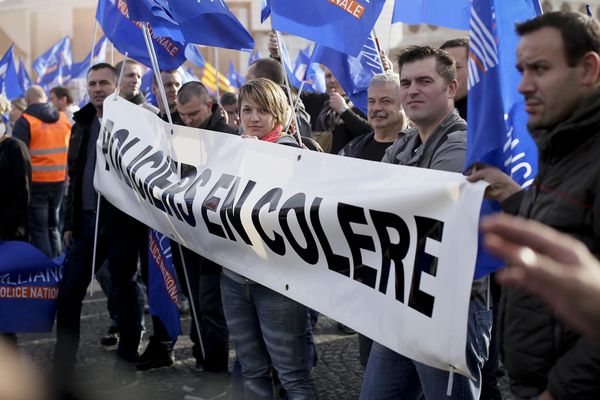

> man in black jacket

[
  {"left": 469, "top": 12, "right": 600, "bottom": 400},
  {"left": 54, "top": 63, "right": 143, "bottom": 391},
  {"left": 175, "top": 81, "right": 231, "bottom": 377}
]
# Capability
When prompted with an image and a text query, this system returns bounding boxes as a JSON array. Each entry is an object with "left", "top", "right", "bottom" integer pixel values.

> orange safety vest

[{"left": 24, "top": 112, "right": 72, "bottom": 183}]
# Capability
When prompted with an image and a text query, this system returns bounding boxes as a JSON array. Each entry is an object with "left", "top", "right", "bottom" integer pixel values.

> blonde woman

[{"left": 221, "top": 78, "right": 315, "bottom": 400}]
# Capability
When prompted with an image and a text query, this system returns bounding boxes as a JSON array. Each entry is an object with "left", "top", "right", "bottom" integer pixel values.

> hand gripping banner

[{"left": 95, "top": 97, "right": 487, "bottom": 378}]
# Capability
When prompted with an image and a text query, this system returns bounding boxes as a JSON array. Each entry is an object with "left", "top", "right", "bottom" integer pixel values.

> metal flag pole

[{"left": 274, "top": 30, "right": 303, "bottom": 144}]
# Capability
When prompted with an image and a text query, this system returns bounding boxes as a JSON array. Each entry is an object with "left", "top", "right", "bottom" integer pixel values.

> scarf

[{"left": 260, "top": 125, "right": 283, "bottom": 143}]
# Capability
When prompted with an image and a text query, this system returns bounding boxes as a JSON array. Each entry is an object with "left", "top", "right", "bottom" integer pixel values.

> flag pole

[
  {"left": 214, "top": 47, "right": 221, "bottom": 103},
  {"left": 372, "top": 28, "right": 386, "bottom": 72},
  {"left": 88, "top": 195, "right": 101, "bottom": 297},
  {"left": 110, "top": 43, "right": 114, "bottom": 66},
  {"left": 90, "top": 20, "right": 98, "bottom": 69},
  {"left": 274, "top": 30, "right": 303, "bottom": 144}
]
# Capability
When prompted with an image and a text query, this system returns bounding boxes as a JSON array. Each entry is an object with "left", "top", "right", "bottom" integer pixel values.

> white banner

[{"left": 95, "top": 97, "right": 486, "bottom": 377}]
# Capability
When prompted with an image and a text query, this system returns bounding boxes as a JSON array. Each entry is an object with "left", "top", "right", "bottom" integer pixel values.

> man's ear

[
  {"left": 447, "top": 79, "right": 458, "bottom": 99},
  {"left": 579, "top": 51, "right": 600, "bottom": 86}
]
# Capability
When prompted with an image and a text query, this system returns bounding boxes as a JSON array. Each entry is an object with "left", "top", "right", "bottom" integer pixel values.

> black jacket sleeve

[
  {"left": 11, "top": 116, "right": 31, "bottom": 147},
  {"left": 340, "top": 108, "right": 371, "bottom": 139}
]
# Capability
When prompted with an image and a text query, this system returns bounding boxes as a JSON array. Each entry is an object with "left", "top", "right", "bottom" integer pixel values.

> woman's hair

[{"left": 238, "top": 78, "right": 290, "bottom": 127}]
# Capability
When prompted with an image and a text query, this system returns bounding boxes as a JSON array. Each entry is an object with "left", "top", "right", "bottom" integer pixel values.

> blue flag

[
  {"left": 0, "top": 241, "right": 62, "bottom": 332},
  {"left": 185, "top": 44, "right": 206, "bottom": 68},
  {"left": 270, "top": 0, "right": 386, "bottom": 57},
  {"left": 96, "top": 0, "right": 187, "bottom": 70},
  {"left": 147, "top": 230, "right": 181, "bottom": 342},
  {"left": 310, "top": 32, "right": 383, "bottom": 114},
  {"left": 17, "top": 58, "right": 31, "bottom": 92},
  {"left": 125, "top": 0, "right": 185, "bottom": 42},
  {"left": 392, "top": 0, "right": 472, "bottom": 30},
  {"left": 467, "top": 0, "right": 539, "bottom": 186},
  {"left": 32, "top": 36, "right": 72, "bottom": 88},
  {"left": 0, "top": 46, "right": 24, "bottom": 100},
  {"left": 261, "top": 0, "right": 271, "bottom": 22},
  {"left": 67, "top": 36, "right": 109, "bottom": 81},
  {"left": 248, "top": 50, "right": 263, "bottom": 66},
  {"left": 168, "top": 0, "right": 254, "bottom": 51},
  {"left": 467, "top": 0, "right": 541, "bottom": 278},
  {"left": 294, "top": 46, "right": 326, "bottom": 93},
  {"left": 228, "top": 61, "right": 244, "bottom": 89},
  {"left": 279, "top": 38, "right": 302, "bottom": 89}
]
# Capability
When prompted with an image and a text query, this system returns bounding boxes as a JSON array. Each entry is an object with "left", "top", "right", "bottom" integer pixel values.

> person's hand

[
  {"left": 268, "top": 30, "right": 280, "bottom": 58},
  {"left": 63, "top": 230, "right": 73, "bottom": 247},
  {"left": 328, "top": 92, "right": 348, "bottom": 114},
  {"left": 538, "top": 391, "right": 555, "bottom": 400},
  {"left": 482, "top": 214, "right": 600, "bottom": 340},
  {"left": 466, "top": 163, "right": 522, "bottom": 202},
  {"left": 380, "top": 50, "right": 393, "bottom": 73}
]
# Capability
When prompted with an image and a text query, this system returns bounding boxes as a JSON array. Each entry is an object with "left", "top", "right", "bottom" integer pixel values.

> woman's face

[{"left": 240, "top": 99, "right": 277, "bottom": 139}]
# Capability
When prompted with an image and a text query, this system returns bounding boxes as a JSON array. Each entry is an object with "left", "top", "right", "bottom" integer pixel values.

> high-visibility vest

[{"left": 24, "top": 112, "right": 72, "bottom": 183}]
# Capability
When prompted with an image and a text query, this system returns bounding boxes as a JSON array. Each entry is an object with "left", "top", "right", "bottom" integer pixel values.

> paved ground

[{"left": 16, "top": 291, "right": 510, "bottom": 400}]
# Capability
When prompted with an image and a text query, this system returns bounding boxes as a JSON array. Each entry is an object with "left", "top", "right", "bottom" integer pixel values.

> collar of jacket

[
  {"left": 534, "top": 87, "right": 600, "bottom": 161},
  {"left": 72, "top": 102, "right": 98, "bottom": 126}
]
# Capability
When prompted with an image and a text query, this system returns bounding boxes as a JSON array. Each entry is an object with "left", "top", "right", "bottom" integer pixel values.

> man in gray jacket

[{"left": 360, "top": 45, "right": 491, "bottom": 400}]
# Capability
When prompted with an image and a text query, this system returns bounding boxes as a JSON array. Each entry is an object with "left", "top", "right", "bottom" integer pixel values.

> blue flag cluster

[
  {"left": 269, "top": 0, "right": 387, "bottom": 57},
  {"left": 0, "top": 241, "right": 62, "bottom": 333},
  {"left": 228, "top": 61, "right": 245, "bottom": 89},
  {"left": 147, "top": 229, "right": 181, "bottom": 342},
  {"left": 68, "top": 36, "right": 109, "bottom": 80},
  {"left": 310, "top": 33, "right": 383, "bottom": 114},
  {"left": 32, "top": 36, "right": 72, "bottom": 89}
]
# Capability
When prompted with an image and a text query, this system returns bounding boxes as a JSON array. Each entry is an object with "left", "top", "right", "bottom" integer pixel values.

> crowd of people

[{"left": 1, "top": 10, "right": 600, "bottom": 400}]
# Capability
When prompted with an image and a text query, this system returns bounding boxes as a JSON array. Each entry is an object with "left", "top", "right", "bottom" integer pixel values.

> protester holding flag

[
  {"left": 221, "top": 78, "right": 316, "bottom": 400},
  {"left": 361, "top": 46, "right": 492, "bottom": 400},
  {"left": 12, "top": 85, "right": 71, "bottom": 259},
  {"left": 468, "top": 12, "right": 600, "bottom": 400}
]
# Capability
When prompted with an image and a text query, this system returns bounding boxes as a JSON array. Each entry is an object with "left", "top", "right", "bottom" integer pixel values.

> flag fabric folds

[
  {"left": 147, "top": 230, "right": 181, "bottom": 342},
  {"left": 466, "top": 0, "right": 539, "bottom": 187},
  {"left": 261, "top": 0, "right": 271, "bottom": 23},
  {"left": 168, "top": 0, "right": 254, "bottom": 51},
  {"left": 125, "top": 0, "right": 185, "bottom": 42},
  {"left": 228, "top": 61, "right": 244, "bottom": 89},
  {"left": 198, "top": 62, "right": 234, "bottom": 95},
  {"left": 185, "top": 44, "right": 206, "bottom": 68},
  {"left": 294, "top": 46, "right": 326, "bottom": 93},
  {"left": 17, "top": 58, "right": 32, "bottom": 92},
  {"left": 96, "top": 0, "right": 187, "bottom": 70},
  {"left": 467, "top": 0, "right": 541, "bottom": 278},
  {"left": 392, "top": 0, "right": 472, "bottom": 30},
  {"left": 310, "top": 33, "right": 383, "bottom": 114},
  {"left": 269, "top": 0, "right": 386, "bottom": 57},
  {"left": 0, "top": 241, "right": 62, "bottom": 332},
  {"left": 32, "top": 36, "right": 72, "bottom": 88},
  {"left": 0, "top": 46, "right": 24, "bottom": 99}
]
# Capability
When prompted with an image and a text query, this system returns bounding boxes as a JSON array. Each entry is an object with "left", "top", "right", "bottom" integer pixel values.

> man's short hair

[
  {"left": 115, "top": 59, "right": 142, "bottom": 75},
  {"left": 440, "top": 38, "right": 470, "bottom": 51},
  {"left": 49, "top": 86, "right": 74, "bottom": 104},
  {"left": 220, "top": 91, "right": 238, "bottom": 106},
  {"left": 87, "top": 63, "right": 118, "bottom": 81},
  {"left": 24, "top": 85, "right": 47, "bottom": 105},
  {"left": 249, "top": 58, "right": 285, "bottom": 85},
  {"left": 238, "top": 78, "right": 289, "bottom": 127},
  {"left": 177, "top": 81, "right": 210, "bottom": 105},
  {"left": 152, "top": 69, "right": 181, "bottom": 86},
  {"left": 369, "top": 72, "right": 400, "bottom": 88},
  {"left": 397, "top": 45, "right": 457, "bottom": 84},
  {"left": 516, "top": 12, "right": 600, "bottom": 67}
]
